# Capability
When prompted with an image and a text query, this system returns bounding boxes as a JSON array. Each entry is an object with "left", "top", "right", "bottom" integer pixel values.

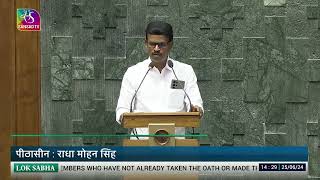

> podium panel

[
  {"left": 122, "top": 139, "right": 199, "bottom": 146},
  {"left": 122, "top": 112, "right": 201, "bottom": 146}
]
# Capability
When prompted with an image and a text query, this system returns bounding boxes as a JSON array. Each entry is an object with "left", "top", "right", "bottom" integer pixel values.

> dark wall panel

[{"left": 41, "top": 0, "right": 320, "bottom": 178}]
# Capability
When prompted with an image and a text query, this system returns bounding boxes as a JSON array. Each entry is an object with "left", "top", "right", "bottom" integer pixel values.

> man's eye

[{"left": 148, "top": 42, "right": 167, "bottom": 48}]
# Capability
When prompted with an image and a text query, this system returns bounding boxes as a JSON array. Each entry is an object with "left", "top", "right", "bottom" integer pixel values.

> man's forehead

[{"left": 146, "top": 34, "right": 169, "bottom": 42}]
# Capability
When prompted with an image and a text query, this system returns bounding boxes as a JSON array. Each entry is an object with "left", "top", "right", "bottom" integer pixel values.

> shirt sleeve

[
  {"left": 116, "top": 68, "right": 135, "bottom": 124},
  {"left": 184, "top": 65, "right": 204, "bottom": 114}
]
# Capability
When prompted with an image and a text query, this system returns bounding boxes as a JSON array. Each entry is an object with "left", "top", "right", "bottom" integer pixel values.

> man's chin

[{"left": 151, "top": 56, "right": 163, "bottom": 62}]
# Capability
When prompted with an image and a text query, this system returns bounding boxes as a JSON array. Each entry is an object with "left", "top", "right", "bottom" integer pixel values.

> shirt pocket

[{"left": 168, "top": 89, "right": 185, "bottom": 109}]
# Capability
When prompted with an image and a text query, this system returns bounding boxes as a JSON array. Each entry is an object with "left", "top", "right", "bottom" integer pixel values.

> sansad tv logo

[{"left": 17, "top": 8, "right": 41, "bottom": 31}]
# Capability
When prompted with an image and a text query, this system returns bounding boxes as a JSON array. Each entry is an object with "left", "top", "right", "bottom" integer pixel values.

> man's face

[{"left": 145, "top": 34, "right": 172, "bottom": 63}]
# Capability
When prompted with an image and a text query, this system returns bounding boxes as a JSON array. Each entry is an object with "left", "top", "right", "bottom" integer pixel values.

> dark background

[
  {"left": 1, "top": 0, "right": 319, "bottom": 179},
  {"left": 41, "top": 0, "right": 320, "bottom": 177}
]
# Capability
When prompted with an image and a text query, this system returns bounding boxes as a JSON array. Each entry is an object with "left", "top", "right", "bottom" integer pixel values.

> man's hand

[
  {"left": 119, "top": 114, "right": 124, "bottom": 125},
  {"left": 191, "top": 105, "right": 203, "bottom": 117}
]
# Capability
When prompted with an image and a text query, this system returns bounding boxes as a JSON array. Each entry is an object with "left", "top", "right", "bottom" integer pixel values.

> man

[{"left": 116, "top": 21, "right": 203, "bottom": 138}]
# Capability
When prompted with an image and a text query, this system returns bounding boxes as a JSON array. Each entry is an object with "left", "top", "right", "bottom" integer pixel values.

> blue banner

[{"left": 11, "top": 146, "right": 308, "bottom": 162}]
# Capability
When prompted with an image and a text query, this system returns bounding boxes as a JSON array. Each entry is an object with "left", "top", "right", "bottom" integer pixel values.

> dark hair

[{"left": 145, "top": 21, "right": 173, "bottom": 42}]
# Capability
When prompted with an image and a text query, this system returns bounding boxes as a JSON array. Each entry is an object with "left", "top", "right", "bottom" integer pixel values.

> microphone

[
  {"left": 129, "top": 62, "right": 154, "bottom": 140},
  {"left": 168, "top": 60, "right": 193, "bottom": 112},
  {"left": 129, "top": 62, "right": 155, "bottom": 112},
  {"left": 168, "top": 60, "right": 198, "bottom": 138}
]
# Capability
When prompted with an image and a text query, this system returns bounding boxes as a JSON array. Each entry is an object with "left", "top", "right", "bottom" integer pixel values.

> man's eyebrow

[{"left": 148, "top": 41, "right": 167, "bottom": 43}]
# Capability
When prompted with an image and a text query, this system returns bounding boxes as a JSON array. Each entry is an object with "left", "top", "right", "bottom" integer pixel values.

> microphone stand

[
  {"left": 129, "top": 63, "right": 154, "bottom": 140},
  {"left": 168, "top": 60, "right": 196, "bottom": 139}
]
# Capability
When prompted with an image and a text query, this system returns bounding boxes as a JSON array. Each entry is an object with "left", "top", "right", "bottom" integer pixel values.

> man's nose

[{"left": 154, "top": 44, "right": 160, "bottom": 51}]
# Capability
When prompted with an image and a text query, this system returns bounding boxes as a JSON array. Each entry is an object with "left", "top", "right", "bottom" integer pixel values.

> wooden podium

[
  {"left": 121, "top": 112, "right": 201, "bottom": 180},
  {"left": 121, "top": 112, "right": 201, "bottom": 146}
]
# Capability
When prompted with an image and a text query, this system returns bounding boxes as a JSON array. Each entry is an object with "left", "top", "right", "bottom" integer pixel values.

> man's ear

[
  {"left": 144, "top": 39, "right": 148, "bottom": 53},
  {"left": 168, "top": 41, "right": 173, "bottom": 50},
  {"left": 144, "top": 38, "right": 148, "bottom": 46}
]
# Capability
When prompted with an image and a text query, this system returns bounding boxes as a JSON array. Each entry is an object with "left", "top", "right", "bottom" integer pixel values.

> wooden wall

[{"left": 0, "top": 0, "right": 40, "bottom": 179}]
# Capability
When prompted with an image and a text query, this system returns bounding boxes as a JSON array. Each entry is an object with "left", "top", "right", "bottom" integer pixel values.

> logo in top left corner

[{"left": 17, "top": 8, "right": 41, "bottom": 31}]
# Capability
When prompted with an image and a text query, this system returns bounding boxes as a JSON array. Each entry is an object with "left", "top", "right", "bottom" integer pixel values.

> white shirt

[{"left": 116, "top": 57, "right": 203, "bottom": 138}]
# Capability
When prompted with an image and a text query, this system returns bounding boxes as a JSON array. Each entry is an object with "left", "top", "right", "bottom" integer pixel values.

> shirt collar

[{"left": 147, "top": 57, "right": 173, "bottom": 71}]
